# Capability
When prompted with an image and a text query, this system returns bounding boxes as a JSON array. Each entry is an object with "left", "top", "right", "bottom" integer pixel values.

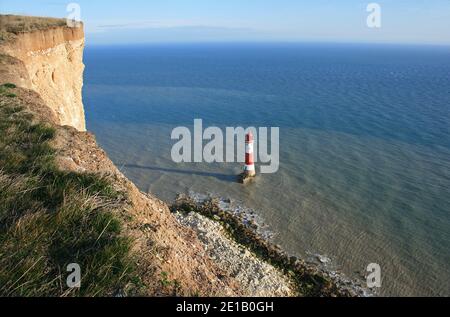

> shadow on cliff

[{"left": 121, "top": 163, "right": 237, "bottom": 182}]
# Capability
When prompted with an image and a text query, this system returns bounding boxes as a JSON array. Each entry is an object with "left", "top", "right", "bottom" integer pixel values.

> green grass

[
  {"left": 2, "top": 83, "right": 16, "bottom": 89},
  {"left": 0, "top": 83, "right": 18, "bottom": 98},
  {"left": 159, "top": 271, "right": 182, "bottom": 296},
  {"left": 0, "top": 88, "right": 140, "bottom": 296}
]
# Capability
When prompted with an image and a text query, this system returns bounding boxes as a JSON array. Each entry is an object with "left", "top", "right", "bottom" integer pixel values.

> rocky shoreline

[
  {"left": 174, "top": 211, "right": 294, "bottom": 296},
  {"left": 171, "top": 194, "right": 372, "bottom": 297}
]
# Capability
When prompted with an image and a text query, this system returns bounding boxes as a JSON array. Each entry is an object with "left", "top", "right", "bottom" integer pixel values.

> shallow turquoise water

[{"left": 84, "top": 43, "right": 450, "bottom": 296}]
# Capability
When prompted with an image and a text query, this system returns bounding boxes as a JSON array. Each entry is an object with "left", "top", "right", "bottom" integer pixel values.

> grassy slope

[{"left": 0, "top": 83, "right": 140, "bottom": 296}]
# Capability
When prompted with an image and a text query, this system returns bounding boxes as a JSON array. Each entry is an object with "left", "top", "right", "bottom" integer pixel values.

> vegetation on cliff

[
  {"left": 0, "top": 84, "right": 139, "bottom": 296},
  {"left": 0, "top": 15, "right": 67, "bottom": 42}
]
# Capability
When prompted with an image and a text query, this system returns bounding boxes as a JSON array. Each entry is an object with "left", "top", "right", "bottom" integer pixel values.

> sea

[{"left": 83, "top": 42, "right": 450, "bottom": 296}]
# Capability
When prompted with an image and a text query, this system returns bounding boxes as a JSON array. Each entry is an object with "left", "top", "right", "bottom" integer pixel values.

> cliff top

[
  {"left": 0, "top": 15, "right": 67, "bottom": 33},
  {"left": 0, "top": 15, "right": 69, "bottom": 42}
]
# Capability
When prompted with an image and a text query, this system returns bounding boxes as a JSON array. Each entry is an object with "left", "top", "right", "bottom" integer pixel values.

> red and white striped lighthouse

[{"left": 244, "top": 131, "right": 256, "bottom": 177}]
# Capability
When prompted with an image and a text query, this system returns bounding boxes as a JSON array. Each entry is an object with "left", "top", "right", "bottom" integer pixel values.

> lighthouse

[
  {"left": 244, "top": 131, "right": 256, "bottom": 177},
  {"left": 239, "top": 131, "right": 256, "bottom": 183}
]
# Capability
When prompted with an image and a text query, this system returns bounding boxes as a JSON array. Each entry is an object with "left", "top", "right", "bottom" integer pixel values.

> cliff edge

[{"left": 0, "top": 15, "right": 85, "bottom": 131}]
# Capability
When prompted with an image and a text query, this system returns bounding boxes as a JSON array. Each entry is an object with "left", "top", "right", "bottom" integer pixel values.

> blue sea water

[{"left": 83, "top": 43, "right": 450, "bottom": 296}]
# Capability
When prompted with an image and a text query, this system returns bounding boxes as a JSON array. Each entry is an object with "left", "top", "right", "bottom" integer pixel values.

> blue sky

[{"left": 1, "top": 0, "right": 449, "bottom": 45}]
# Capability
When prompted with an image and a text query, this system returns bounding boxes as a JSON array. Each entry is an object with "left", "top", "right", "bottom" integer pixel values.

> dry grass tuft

[{"left": 0, "top": 14, "right": 69, "bottom": 42}]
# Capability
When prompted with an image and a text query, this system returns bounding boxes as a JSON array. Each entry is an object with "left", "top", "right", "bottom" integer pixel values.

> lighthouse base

[{"left": 238, "top": 172, "right": 256, "bottom": 184}]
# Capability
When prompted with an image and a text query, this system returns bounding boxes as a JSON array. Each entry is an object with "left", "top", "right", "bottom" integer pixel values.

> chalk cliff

[{"left": 0, "top": 16, "right": 85, "bottom": 130}]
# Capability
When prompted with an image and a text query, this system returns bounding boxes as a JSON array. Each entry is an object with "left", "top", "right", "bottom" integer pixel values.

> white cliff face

[{"left": 1, "top": 26, "right": 86, "bottom": 131}]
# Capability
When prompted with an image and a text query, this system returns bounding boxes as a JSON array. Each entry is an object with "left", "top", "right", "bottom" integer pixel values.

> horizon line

[{"left": 84, "top": 39, "right": 450, "bottom": 48}]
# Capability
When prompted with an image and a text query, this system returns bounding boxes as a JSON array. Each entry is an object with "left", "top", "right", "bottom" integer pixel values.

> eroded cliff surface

[{"left": 0, "top": 15, "right": 85, "bottom": 131}]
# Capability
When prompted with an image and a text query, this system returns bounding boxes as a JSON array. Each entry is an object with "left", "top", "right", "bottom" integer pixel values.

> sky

[{"left": 1, "top": 0, "right": 450, "bottom": 45}]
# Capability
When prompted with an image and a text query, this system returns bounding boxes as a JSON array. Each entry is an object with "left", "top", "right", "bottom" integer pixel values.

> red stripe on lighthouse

[
  {"left": 245, "top": 152, "right": 254, "bottom": 165},
  {"left": 244, "top": 132, "right": 256, "bottom": 176}
]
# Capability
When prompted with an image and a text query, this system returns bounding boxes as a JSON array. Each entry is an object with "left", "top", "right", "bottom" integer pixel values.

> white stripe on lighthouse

[
  {"left": 244, "top": 132, "right": 256, "bottom": 176},
  {"left": 245, "top": 164, "right": 255, "bottom": 171}
]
